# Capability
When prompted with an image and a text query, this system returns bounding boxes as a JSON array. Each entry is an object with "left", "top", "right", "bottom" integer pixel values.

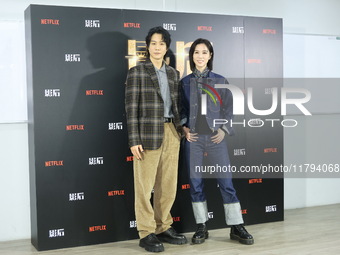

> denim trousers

[{"left": 185, "top": 134, "right": 243, "bottom": 225}]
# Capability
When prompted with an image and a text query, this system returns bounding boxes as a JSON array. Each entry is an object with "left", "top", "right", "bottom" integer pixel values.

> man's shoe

[
  {"left": 157, "top": 227, "right": 187, "bottom": 245},
  {"left": 139, "top": 233, "right": 164, "bottom": 252},
  {"left": 230, "top": 224, "right": 254, "bottom": 245},
  {"left": 192, "top": 223, "right": 209, "bottom": 244}
]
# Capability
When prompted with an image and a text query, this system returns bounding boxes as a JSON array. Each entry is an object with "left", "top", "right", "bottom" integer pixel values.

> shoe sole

[
  {"left": 192, "top": 232, "right": 209, "bottom": 244},
  {"left": 157, "top": 236, "right": 188, "bottom": 245},
  {"left": 139, "top": 243, "right": 164, "bottom": 252},
  {"left": 230, "top": 233, "right": 254, "bottom": 245}
]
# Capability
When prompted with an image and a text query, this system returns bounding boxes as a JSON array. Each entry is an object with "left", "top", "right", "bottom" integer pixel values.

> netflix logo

[
  {"left": 182, "top": 184, "right": 190, "bottom": 190},
  {"left": 66, "top": 125, "right": 84, "bottom": 131},
  {"left": 124, "top": 23, "right": 140, "bottom": 28},
  {"left": 249, "top": 179, "right": 263, "bottom": 184},
  {"left": 264, "top": 148, "right": 278, "bottom": 153},
  {"left": 41, "top": 19, "right": 59, "bottom": 25},
  {"left": 108, "top": 190, "right": 125, "bottom": 196},
  {"left": 172, "top": 216, "right": 181, "bottom": 222},
  {"left": 126, "top": 156, "right": 134, "bottom": 162},
  {"left": 86, "top": 90, "right": 103, "bottom": 95},
  {"left": 198, "top": 26, "right": 212, "bottom": 31},
  {"left": 89, "top": 225, "right": 106, "bottom": 232},
  {"left": 45, "top": 160, "right": 64, "bottom": 167},
  {"left": 263, "top": 29, "right": 276, "bottom": 34}
]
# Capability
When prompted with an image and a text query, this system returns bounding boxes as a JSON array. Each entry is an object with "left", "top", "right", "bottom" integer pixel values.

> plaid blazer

[{"left": 125, "top": 59, "right": 182, "bottom": 150}]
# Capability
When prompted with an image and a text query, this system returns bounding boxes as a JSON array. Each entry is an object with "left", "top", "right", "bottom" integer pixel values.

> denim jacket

[{"left": 180, "top": 71, "right": 234, "bottom": 136}]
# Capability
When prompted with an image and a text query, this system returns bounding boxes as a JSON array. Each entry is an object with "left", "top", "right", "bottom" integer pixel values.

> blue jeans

[{"left": 185, "top": 134, "right": 239, "bottom": 204}]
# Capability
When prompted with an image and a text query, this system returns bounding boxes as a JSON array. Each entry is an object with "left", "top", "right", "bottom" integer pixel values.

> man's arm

[{"left": 125, "top": 67, "right": 142, "bottom": 149}]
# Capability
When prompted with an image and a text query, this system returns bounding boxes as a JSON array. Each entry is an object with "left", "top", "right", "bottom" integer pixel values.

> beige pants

[{"left": 133, "top": 123, "right": 180, "bottom": 239}]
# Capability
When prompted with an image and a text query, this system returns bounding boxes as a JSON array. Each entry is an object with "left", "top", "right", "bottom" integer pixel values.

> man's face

[{"left": 148, "top": 33, "right": 167, "bottom": 62}]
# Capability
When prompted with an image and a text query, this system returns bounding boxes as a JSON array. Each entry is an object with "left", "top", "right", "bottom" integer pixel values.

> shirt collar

[{"left": 155, "top": 62, "right": 166, "bottom": 73}]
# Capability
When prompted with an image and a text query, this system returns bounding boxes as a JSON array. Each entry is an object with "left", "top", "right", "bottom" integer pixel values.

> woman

[{"left": 180, "top": 38, "right": 254, "bottom": 245}]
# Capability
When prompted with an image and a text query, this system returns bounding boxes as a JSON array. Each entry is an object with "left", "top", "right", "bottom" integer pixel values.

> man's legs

[
  {"left": 153, "top": 123, "right": 180, "bottom": 234},
  {"left": 153, "top": 123, "right": 187, "bottom": 245},
  {"left": 133, "top": 145, "right": 163, "bottom": 239}
]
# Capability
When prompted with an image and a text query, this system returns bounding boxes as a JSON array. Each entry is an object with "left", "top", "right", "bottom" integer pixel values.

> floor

[{"left": 1, "top": 204, "right": 340, "bottom": 255}]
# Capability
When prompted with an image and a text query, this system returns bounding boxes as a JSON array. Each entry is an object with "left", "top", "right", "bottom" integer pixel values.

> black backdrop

[{"left": 25, "top": 4, "right": 283, "bottom": 251}]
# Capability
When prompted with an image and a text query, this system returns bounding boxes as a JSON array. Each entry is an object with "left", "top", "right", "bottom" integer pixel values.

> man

[{"left": 125, "top": 26, "right": 187, "bottom": 253}]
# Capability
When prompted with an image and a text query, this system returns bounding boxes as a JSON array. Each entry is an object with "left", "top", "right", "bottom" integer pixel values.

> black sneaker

[
  {"left": 139, "top": 233, "right": 164, "bottom": 252},
  {"left": 192, "top": 223, "right": 209, "bottom": 244},
  {"left": 157, "top": 227, "right": 187, "bottom": 245},
  {"left": 230, "top": 224, "right": 254, "bottom": 245}
]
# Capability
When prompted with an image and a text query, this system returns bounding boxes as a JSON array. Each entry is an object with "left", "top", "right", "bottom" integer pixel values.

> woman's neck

[{"left": 196, "top": 66, "right": 206, "bottom": 73}]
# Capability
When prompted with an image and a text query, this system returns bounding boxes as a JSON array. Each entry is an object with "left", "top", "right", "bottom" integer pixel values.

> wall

[{"left": 1, "top": 0, "right": 340, "bottom": 242}]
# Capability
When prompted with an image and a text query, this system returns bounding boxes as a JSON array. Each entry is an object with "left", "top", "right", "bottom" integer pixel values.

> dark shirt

[
  {"left": 195, "top": 87, "right": 213, "bottom": 134},
  {"left": 193, "top": 68, "right": 213, "bottom": 134}
]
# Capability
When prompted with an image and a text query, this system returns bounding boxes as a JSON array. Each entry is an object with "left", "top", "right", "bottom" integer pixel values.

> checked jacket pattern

[{"left": 125, "top": 59, "right": 182, "bottom": 150}]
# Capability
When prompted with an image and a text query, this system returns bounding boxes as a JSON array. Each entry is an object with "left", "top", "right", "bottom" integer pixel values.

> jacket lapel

[
  {"left": 165, "top": 64, "right": 175, "bottom": 99},
  {"left": 144, "top": 59, "right": 162, "bottom": 97}
]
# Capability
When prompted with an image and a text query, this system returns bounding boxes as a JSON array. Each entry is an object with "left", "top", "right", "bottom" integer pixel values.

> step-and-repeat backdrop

[{"left": 25, "top": 4, "right": 283, "bottom": 251}]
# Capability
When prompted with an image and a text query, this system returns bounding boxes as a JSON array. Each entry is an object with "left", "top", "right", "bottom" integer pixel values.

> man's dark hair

[
  {"left": 189, "top": 38, "right": 214, "bottom": 71},
  {"left": 145, "top": 26, "right": 171, "bottom": 58}
]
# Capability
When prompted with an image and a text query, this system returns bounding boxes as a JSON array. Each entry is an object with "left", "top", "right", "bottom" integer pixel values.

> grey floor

[{"left": 1, "top": 204, "right": 340, "bottom": 255}]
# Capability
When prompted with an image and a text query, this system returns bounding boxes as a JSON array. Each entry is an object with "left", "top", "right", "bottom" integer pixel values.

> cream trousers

[{"left": 133, "top": 123, "right": 180, "bottom": 239}]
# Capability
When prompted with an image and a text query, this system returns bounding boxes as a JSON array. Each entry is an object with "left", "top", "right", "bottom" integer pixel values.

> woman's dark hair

[
  {"left": 145, "top": 26, "right": 171, "bottom": 58},
  {"left": 189, "top": 38, "right": 214, "bottom": 71}
]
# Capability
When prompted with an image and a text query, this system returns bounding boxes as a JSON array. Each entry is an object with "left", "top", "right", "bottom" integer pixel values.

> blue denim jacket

[{"left": 180, "top": 72, "right": 234, "bottom": 136}]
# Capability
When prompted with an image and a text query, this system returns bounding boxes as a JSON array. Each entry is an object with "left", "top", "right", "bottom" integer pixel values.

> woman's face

[{"left": 193, "top": 43, "right": 211, "bottom": 72}]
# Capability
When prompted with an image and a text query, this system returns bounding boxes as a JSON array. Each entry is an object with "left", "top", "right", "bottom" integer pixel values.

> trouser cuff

[
  {"left": 192, "top": 201, "right": 208, "bottom": 224},
  {"left": 224, "top": 202, "right": 244, "bottom": 225}
]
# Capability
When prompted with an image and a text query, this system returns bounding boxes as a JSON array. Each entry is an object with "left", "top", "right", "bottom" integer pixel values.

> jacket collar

[
  {"left": 189, "top": 70, "right": 215, "bottom": 78},
  {"left": 144, "top": 58, "right": 176, "bottom": 99}
]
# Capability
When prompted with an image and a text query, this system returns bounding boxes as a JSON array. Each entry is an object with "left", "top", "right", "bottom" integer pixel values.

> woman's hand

[{"left": 211, "top": 128, "right": 225, "bottom": 144}]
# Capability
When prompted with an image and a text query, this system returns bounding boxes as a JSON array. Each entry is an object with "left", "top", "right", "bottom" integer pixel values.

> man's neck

[{"left": 150, "top": 58, "right": 164, "bottom": 70}]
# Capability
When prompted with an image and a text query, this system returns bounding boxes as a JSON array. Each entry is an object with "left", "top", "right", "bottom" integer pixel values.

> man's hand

[
  {"left": 130, "top": 145, "right": 144, "bottom": 160},
  {"left": 183, "top": 126, "right": 198, "bottom": 142}
]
